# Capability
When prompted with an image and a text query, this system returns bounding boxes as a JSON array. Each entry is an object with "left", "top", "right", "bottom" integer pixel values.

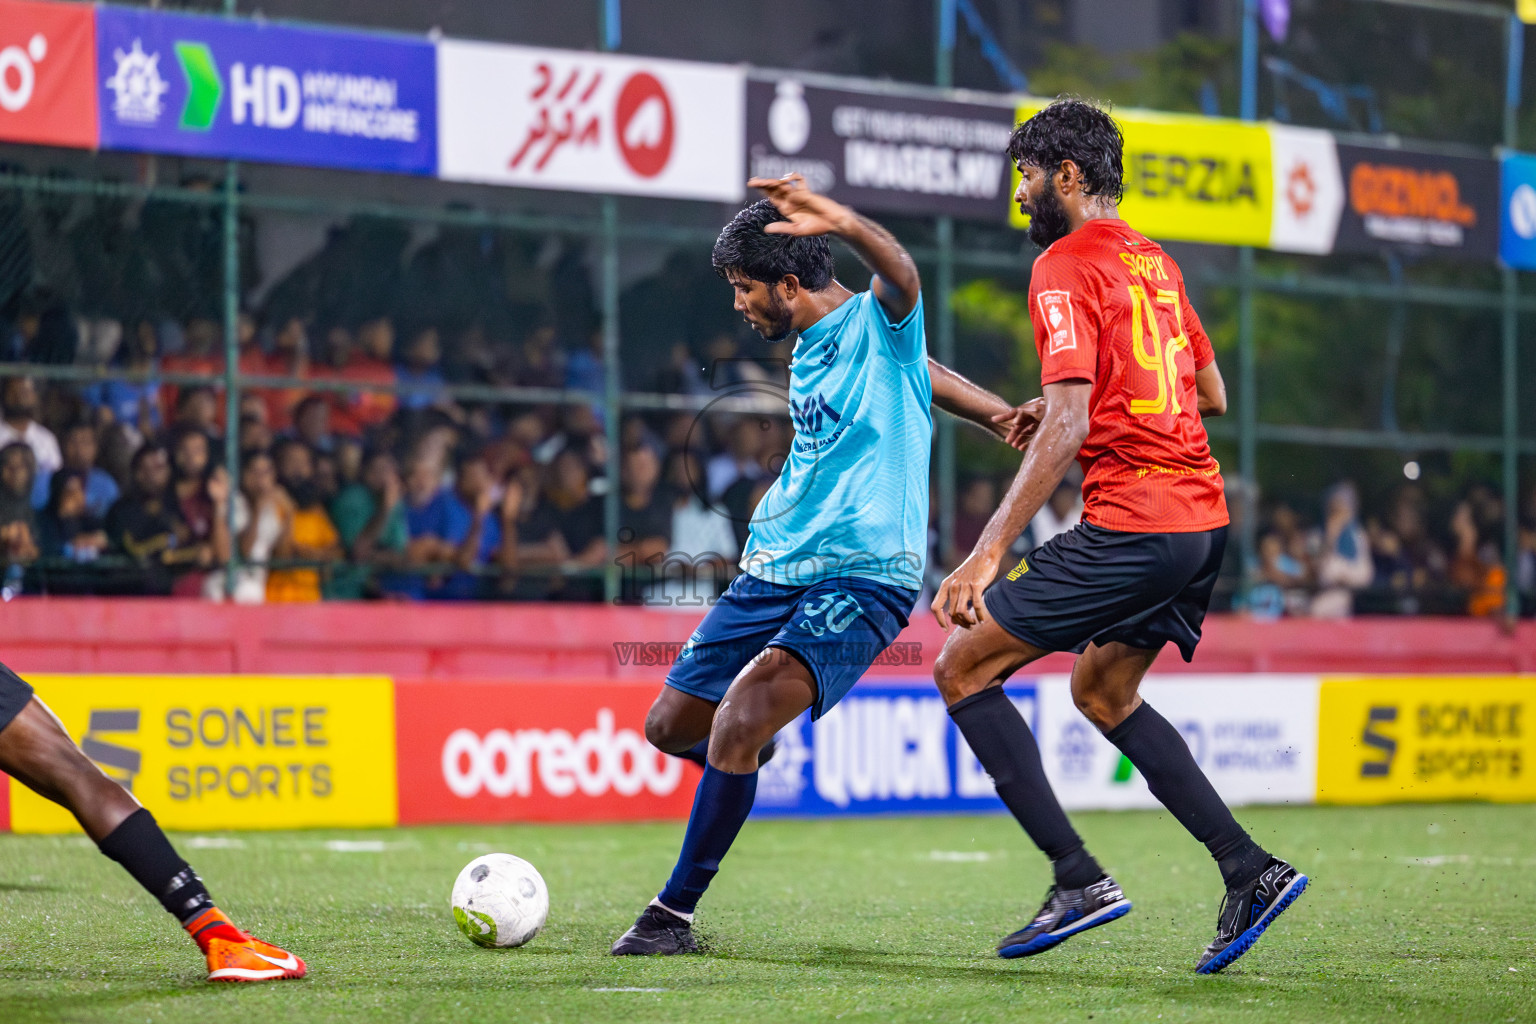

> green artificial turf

[{"left": 1, "top": 804, "right": 1532, "bottom": 1023}]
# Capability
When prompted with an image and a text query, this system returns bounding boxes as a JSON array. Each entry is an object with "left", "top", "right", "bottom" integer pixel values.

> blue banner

[
  {"left": 96, "top": 8, "right": 436, "bottom": 175},
  {"left": 751, "top": 679, "right": 1035, "bottom": 818},
  {"left": 1500, "top": 153, "right": 1536, "bottom": 270}
]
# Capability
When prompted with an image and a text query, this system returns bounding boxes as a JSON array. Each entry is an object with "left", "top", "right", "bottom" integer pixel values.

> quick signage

[
  {"left": 746, "top": 78, "right": 1015, "bottom": 221},
  {"left": 1334, "top": 143, "right": 1499, "bottom": 261},
  {"left": 94, "top": 7, "right": 437, "bottom": 175}
]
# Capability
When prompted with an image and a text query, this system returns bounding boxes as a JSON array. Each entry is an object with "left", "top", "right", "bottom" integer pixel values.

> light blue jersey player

[{"left": 611, "top": 173, "right": 1035, "bottom": 956}]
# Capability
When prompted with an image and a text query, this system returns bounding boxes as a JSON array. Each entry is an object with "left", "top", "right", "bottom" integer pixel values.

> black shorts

[
  {"left": 983, "top": 523, "right": 1227, "bottom": 662},
  {"left": 0, "top": 659, "right": 33, "bottom": 734}
]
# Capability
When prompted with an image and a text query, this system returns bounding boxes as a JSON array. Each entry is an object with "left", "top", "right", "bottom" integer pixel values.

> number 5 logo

[
  {"left": 1359, "top": 705, "right": 1398, "bottom": 779},
  {"left": 799, "top": 591, "right": 863, "bottom": 637}
]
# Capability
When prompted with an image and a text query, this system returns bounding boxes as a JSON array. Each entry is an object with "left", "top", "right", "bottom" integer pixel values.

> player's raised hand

[
  {"left": 992, "top": 397, "right": 1046, "bottom": 451},
  {"left": 931, "top": 552, "right": 998, "bottom": 631},
  {"left": 749, "top": 173, "right": 851, "bottom": 237}
]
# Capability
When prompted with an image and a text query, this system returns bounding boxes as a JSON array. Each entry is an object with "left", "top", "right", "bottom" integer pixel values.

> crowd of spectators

[{"left": 1, "top": 206, "right": 1532, "bottom": 614}]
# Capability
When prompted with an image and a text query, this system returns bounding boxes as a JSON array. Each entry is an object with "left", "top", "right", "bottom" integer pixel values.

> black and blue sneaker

[
  {"left": 1195, "top": 857, "right": 1308, "bottom": 974},
  {"left": 997, "top": 875, "right": 1132, "bottom": 958}
]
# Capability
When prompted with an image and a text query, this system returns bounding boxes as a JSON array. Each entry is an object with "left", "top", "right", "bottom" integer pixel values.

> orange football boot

[{"left": 188, "top": 908, "right": 307, "bottom": 983}]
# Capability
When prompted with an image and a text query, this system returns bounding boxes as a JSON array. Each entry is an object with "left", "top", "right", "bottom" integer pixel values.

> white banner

[
  {"left": 1268, "top": 124, "right": 1344, "bottom": 254},
  {"left": 437, "top": 40, "right": 745, "bottom": 202},
  {"left": 1036, "top": 675, "right": 1320, "bottom": 811}
]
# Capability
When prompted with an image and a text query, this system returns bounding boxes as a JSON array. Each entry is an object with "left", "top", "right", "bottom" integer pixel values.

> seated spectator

[
  {"left": 618, "top": 443, "right": 671, "bottom": 560},
  {"left": 172, "top": 387, "right": 223, "bottom": 447},
  {"left": 213, "top": 449, "right": 292, "bottom": 604},
  {"left": 291, "top": 395, "right": 339, "bottom": 454},
  {"left": 313, "top": 450, "right": 342, "bottom": 509},
  {"left": 1521, "top": 484, "right": 1536, "bottom": 611},
  {"left": 105, "top": 444, "right": 188, "bottom": 596},
  {"left": 655, "top": 449, "right": 736, "bottom": 605},
  {"left": 169, "top": 428, "right": 231, "bottom": 598},
  {"left": 0, "top": 377, "right": 61, "bottom": 478},
  {"left": 327, "top": 448, "right": 409, "bottom": 600},
  {"left": 706, "top": 417, "right": 764, "bottom": 500},
  {"left": 245, "top": 314, "right": 312, "bottom": 431},
  {"left": 265, "top": 475, "right": 341, "bottom": 604},
  {"left": 0, "top": 443, "right": 40, "bottom": 579},
  {"left": 1308, "top": 481, "right": 1374, "bottom": 618},
  {"left": 32, "top": 422, "right": 119, "bottom": 516},
  {"left": 160, "top": 316, "right": 224, "bottom": 424},
  {"left": 37, "top": 469, "right": 108, "bottom": 562},
  {"left": 1448, "top": 499, "right": 1506, "bottom": 617},
  {"left": 342, "top": 315, "right": 401, "bottom": 431},
  {"left": 1248, "top": 531, "right": 1311, "bottom": 619},
  {"left": 400, "top": 452, "right": 471, "bottom": 599},
  {"left": 238, "top": 413, "right": 274, "bottom": 457},
  {"left": 442, "top": 451, "right": 520, "bottom": 599},
  {"left": 396, "top": 325, "right": 449, "bottom": 412},
  {"left": 519, "top": 447, "right": 607, "bottom": 600},
  {"left": 81, "top": 323, "right": 160, "bottom": 439}
]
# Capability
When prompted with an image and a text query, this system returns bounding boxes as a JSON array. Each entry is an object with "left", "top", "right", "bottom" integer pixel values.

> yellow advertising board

[
  {"left": 1010, "top": 101, "right": 1273, "bottom": 247},
  {"left": 10, "top": 675, "right": 398, "bottom": 833},
  {"left": 1317, "top": 677, "right": 1536, "bottom": 804}
]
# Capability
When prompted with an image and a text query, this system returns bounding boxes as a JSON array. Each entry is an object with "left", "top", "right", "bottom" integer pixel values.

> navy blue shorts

[
  {"left": 983, "top": 523, "right": 1227, "bottom": 662},
  {"left": 0, "top": 660, "right": 34, "bottom": 734},
  {"left": 665, "top": 573, "right": 918, "bottom": 720}
]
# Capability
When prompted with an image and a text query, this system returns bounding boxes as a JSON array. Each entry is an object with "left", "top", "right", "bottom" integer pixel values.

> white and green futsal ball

[{"left": 450, "top": 853, "right": 549, "bottom": 948}]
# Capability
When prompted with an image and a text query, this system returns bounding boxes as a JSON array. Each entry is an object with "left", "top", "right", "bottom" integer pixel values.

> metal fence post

[
  {"left": 1236, "top": 0, "right": 1260, "bottom": 601},
  {"left": 935, "top": 215, "right": 957, "bottom": 568},
  {"left": 1505, "top": 12, "right": 1524, "bottom": 621},
  {"left": 221, "top": 162, "right": 240, "bottom": 598},
  {"left": 601, "top": 197, "right": 622, "bottom": 603}
]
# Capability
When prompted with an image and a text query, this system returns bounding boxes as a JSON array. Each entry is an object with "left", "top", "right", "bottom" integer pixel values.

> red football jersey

[{"left": 1029, "top": 219, "right": 1228, "bottom": 533}]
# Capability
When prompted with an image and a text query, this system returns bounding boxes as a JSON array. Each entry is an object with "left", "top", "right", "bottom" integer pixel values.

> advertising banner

[
  {"left": 95, "top": 8, "right": 436, "bottom": 174},
  {"left": 1317, "top": 676, "right": 1536, "bottom": 804},
  {"left": 1334, "top": 144, "right": 1499, "bottom": 260},
  {"left": 1499, "top": 152, "right": 1536, "bottom": 270},
  {"left": 1033, "top": 676, "right": 1320, "bottom": 811},
  {"left": 1011, "top": 102, "right": 1273, "bottom": 247},
  {"left": 395, "top": 679, "right": 701, "bottom": 824},
  {"left": 746, "top": 77, "right": 1014, "bottom": 221},
  {"left": 1267, "top": 124, "right": 1344, "bottom": 254},
  {"left": 0, "top": 0, "right": 97, "bottom": 150},
  {"left": 438, "top": 40, "right": 744, "bottom": 202},
  {"left": 752, "top": 679, "right": 1035, "bottom": 817},
  {"left": 8, "top": 675, "right": 398, "bottom": 833}
]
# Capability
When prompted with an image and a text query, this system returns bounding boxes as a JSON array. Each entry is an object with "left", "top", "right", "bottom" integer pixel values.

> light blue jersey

[{"left": 740, "top": 289, "right": 932, "bottom": 591}]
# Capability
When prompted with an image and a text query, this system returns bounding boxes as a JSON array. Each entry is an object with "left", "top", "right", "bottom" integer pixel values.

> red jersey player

[{"left": 930, "top": 98, "right": 1306, "bottom": 975}]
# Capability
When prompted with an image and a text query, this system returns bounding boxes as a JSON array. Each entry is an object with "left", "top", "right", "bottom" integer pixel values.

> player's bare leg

[
  {"left": 0, "top": 689, "right": 305, "bottom": 982},
  {"left": 644, "top": 679, "right": 780, "bottom": 770},
  {"left": 933, "top": 621, "right": 1131, "bottom": 957},
  {"left": 613, "top": 649, "right": 814, "bottom": 955},
  {"left": 1070, "top": 640, "right": 1309, "bottom": 974}
]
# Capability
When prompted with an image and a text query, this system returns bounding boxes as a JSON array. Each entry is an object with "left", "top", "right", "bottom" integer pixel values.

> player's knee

[
  {"left": 933, "top": 646, "right": 984, "bottom": 705},
  {"left": 1072, "top": 683, "right": 1125, "bottom": 733},
  {"left": 644, "top": 707, "right": 694, "bottom": 754},
  {"left": 708, "top": 705, "right": 773, "bottom": 766}
]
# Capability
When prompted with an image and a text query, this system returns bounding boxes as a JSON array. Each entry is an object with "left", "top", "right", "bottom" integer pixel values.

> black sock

[
  {"left": 671, "top": 739, "right": 710, "bottom": 768},
  {"left": 1104, "top": 703, "right": 1270, "bottom": 888},
  {"left": 97, "top": 808, "right": 215, "bottom": 924},
  {"left": 949, "top": 687, "right": 1102, "bottom": 889}
]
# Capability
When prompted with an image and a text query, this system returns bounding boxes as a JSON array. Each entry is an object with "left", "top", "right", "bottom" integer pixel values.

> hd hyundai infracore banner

[{"left": 94, "top": 7, "right": 438, "bottom": 175}]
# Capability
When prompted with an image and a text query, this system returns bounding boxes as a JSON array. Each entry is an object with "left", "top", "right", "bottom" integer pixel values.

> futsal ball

[{"left": 450, "top": 853, "right": 549, "bottom": 948}]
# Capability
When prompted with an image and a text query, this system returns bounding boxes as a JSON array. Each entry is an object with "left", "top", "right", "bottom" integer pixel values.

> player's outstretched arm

[
  {"left": 928, "top": 359, "right": 1043, "bottom": 449},
  {"left": 749, "top": 173, "right": 919, "bottom": 321},
  {"left": 932, "top": 380, "right": 1090, "bottom": 630}
]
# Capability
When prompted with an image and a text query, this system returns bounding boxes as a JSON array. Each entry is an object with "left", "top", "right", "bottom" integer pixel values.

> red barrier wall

[{"left": 0, "top": 597, "right": 1532, "bottom": 677}]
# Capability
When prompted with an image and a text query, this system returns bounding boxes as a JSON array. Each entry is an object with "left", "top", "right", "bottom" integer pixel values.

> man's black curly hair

[
  {"left": 711, "top": 198, "right": 834, "bottom": 291},
  {"left": 1006, "top": 98, "right": 1125, "bottom": 202}
]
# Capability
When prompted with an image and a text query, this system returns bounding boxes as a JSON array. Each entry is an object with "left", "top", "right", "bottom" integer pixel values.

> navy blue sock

[{"left": 657, "top": 765, "right": 757, "bottom": 915}]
